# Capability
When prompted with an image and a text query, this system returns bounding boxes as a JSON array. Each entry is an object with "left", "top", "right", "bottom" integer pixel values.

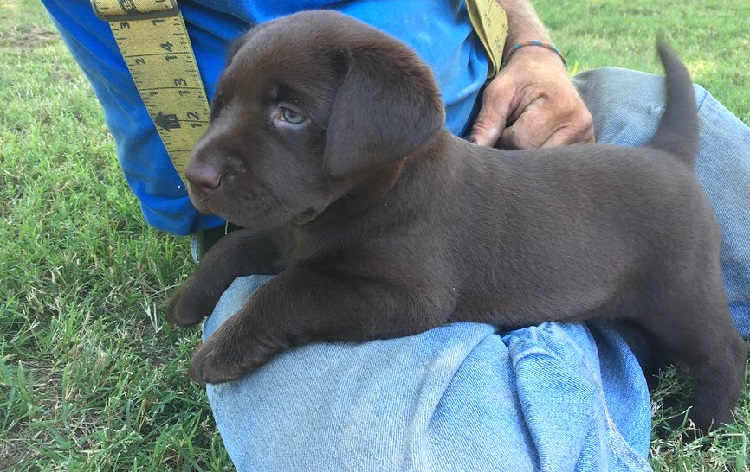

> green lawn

[
  {"left": 537, "top": 0, "right": 750, "bottom": 124},
  {"left": 1, "top": 0, "right": 748, "bottom": 470}
]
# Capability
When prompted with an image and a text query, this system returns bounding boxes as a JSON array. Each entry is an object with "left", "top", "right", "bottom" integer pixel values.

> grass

[
  {"left": 1, "top": 0, "right": 229, "bottom": 469},
  {"left": 1, "top": 0, "right": 748, "bottom": 470},
  {"left": 537, "top": 0, "right": 750, "bottom": 124}
]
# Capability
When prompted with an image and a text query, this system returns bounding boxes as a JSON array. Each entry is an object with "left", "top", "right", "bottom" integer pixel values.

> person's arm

[
  {"left": 470, "top": 0, "right": 594, "bottom": 149},
  {"left": 500, "top": 0, "right": 553, "bottom": 54}
]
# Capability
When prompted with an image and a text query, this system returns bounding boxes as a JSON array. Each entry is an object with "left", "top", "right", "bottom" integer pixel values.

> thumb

[{"left": 469, "top": 84, "right": 512, "bottom": 147}]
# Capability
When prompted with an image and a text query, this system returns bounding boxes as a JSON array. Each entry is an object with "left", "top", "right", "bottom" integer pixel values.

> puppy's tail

[{"left": 648, "top": 39, "right": 698, "bottom": 167}]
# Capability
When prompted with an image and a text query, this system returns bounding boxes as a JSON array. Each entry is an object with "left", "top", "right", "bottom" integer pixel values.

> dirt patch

[
  {"left": 0, "top": 449, "right": 25, "bottom": 472},
  {"left": 0, "top": 26, "right": 59, "bottom": 49}
]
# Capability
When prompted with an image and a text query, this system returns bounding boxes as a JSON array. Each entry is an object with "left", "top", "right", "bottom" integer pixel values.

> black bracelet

[{"left": 501, "top": 41, "right": 568, "bottom": 69}]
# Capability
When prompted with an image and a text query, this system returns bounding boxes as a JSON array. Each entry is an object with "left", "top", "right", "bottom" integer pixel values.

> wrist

[{"left": 501, "top": 41, "right": 567, "bottom": 69}]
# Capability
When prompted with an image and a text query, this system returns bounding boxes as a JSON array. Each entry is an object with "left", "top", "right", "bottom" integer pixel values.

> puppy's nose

[{"left": 185, "top": 164, "right": 222, "bottom": 191}]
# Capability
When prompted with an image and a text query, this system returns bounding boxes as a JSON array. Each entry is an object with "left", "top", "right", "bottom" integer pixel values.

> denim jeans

[{"left": 202, "top": 68, "right": 750, "bottom": 471}]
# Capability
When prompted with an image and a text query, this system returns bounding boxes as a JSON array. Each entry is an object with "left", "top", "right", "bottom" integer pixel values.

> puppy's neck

[
  {"left": 313, "top": 165, "right": 403, "bottom": 226},
  {"left": 334, "top": 130, "right": 451, "bottom": 212}
]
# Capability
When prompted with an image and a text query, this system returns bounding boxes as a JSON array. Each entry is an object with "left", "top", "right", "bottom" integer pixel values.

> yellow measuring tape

[{"left": 91, "top": 0, "right": 211, "bottom": 182}]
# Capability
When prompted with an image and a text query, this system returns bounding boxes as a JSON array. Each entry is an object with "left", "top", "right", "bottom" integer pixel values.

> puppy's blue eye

[{"left": 281, "top": 107, "right": 305, "bottom": 124}]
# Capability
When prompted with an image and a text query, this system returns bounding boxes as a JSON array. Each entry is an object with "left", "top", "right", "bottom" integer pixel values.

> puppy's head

[{"left": 185, "top": 10, "right": 445, "bottom": 229}]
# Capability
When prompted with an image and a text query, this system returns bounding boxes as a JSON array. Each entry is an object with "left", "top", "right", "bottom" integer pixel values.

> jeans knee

[{"left": 574, "top": 67, "right": 669, "bottom": 145}]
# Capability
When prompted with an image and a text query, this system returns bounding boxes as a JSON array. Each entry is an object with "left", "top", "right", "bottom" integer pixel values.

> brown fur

[{"left": 166, "top": 10, "right": 746, "bottom": 432}]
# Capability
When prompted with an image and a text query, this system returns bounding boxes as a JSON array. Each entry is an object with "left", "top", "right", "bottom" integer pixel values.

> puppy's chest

[{"left": 282, "top": 229, "right": 358, "bottom": 267}]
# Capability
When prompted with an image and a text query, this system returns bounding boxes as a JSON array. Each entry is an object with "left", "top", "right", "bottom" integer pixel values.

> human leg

[{"left": 201, "top": 276, "right": 652, "bottom": 471}]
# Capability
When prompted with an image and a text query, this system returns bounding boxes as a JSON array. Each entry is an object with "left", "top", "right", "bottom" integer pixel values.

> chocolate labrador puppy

[{"left": 167, "top": 10, "right": 746, "bottom": 431}]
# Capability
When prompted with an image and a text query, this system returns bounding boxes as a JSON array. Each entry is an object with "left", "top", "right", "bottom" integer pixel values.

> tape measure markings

[{"left": 94, "top": 1, "right": 212, "bottom": 181}]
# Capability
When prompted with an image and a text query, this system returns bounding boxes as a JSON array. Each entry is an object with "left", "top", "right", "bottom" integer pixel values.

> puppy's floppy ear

[{"left": 323, "top": 47, "right": 445, "bottom": 179}]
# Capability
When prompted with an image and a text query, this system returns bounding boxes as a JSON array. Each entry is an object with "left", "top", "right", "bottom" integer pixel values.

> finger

[
  {"left": 470, "top": 106, "right": 507, "bottom": 147},
  {"left": 500, "top": 99, "right": 596, "bottom": 149},
  {"left": 498, "top": 125, "right": 518, "bottom": 150},
  {"left": 499, "top": 123, "right": 552, "bottom": 150},
  {"left": 541, "top": 113, "right": 596, "bottom": 148},
  {"left": 469, "top": 86, "right": 512, "bottom": 147},
  {"left": 498, "top": 104, "right": 554, "bottom": 149},
  {"left": 540, "top": 126, "right": 594, "bottom": 148}
]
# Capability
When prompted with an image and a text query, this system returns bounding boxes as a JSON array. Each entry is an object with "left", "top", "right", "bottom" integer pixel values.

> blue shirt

[{"left": 43, "top": 0, "right": 490, "bottom": 235}]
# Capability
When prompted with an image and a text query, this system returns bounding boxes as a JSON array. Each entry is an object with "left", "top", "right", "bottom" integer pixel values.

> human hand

[{"left": 470, "top": 47, "right": 594, "bottom": 149}]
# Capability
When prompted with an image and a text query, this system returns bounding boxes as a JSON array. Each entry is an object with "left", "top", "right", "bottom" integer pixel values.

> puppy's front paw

[
  {"left": 188, "top": 332, "right": 273, "bottom": 384},
  {"left": 166, "top": 279, "right": 213, "bottom": 327}
]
